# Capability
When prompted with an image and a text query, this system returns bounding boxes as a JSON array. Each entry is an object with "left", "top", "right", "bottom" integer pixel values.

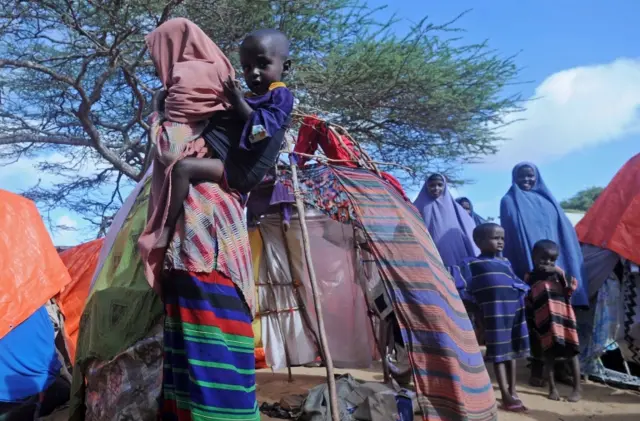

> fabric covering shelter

[
  {"left": 247, "top": 209, "right": 375, "bottom": 370},
  {"left": 576, "top": 153, "right": 640, "bottom": 266},
  {"left": 57, "top": 239, "right": 105, "bottom": 362},
  {"left": 247, "top": 163, "right": 497, "bottom": 421},
  {"left": 70, "top": 164, "right": 496, "bottom": 421},
  {"left": 0, "top": 190, "right": 73, "bottom": 418},
  {"left": 0, "top": 190, "right": 71, "bottom": 339},
  {"left": 68, "top": 173, "right": 164, "bottom": 421},
  {"left": 574, "top": 154, "right": 640, "bottom": 386}
]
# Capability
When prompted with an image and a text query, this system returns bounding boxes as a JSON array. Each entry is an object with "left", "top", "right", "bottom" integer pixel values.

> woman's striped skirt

[{"left": 160, "top": 270, "right": 259, "bottom": 421}]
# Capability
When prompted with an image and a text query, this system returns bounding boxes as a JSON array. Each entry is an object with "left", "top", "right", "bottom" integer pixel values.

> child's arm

[
  {"left": 223, "top": 76, "right": 254, "bottom": 121},
  {"left": 555, "top": 267, "right": 577, "bottom": 297},
  {"left": 228, "top": 82, "right": 294, "bottom": 151},
  {"left": 506, "top": 260, "right": 530, "bottom": 293}
]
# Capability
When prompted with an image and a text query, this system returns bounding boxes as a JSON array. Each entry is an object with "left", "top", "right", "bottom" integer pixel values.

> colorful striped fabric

[
  {"left": 525, "top": 269, "right": 580, "bottom": 358},
  {"left": 165, "top": 181, "right": 255, "bottom": 317},
  {"left": 162, "top": 269, "right": 259, "bottom": 421},
  {"left": 458, "top": 257, "right": 530, "bottom": 363},
  {"left": 332, "top": 167, "right": 497, "bottom": 421}
]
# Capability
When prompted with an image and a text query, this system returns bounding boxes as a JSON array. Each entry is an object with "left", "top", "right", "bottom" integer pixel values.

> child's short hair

[
  {"left": 532, "top": 239, "right": 559, "bottom": 256},
  {"left": 472, "top": 222, "right": 502, "bottom": 244},
  {"left": 242, "top": 29, "right": 290, "bottom": 59}
]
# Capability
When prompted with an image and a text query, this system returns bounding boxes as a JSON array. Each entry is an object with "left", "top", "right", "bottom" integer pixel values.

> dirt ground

[{"left": 257, "top": 361, "right": 640, "bottom": 421}]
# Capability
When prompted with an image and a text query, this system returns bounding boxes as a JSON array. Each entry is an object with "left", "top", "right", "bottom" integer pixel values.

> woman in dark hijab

[{"left": 456, "top": 197, "right": 486, "bottom": 226}]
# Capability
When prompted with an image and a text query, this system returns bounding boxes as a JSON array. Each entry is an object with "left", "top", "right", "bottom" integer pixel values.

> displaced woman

[
  {"left": 500, "top": 162, "right": 587, "bottom": 386},
  {"left": 137, "top": 19, "right": 258, "bottom": 420},
  {"left": 456, "top": 197, "right": 486, "bottom": 226},
  {"left": 413, "top": 173, "right": 479, "bottom": 267}
]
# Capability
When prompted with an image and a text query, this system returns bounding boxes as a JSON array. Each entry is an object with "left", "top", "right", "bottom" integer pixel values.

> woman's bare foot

[
  {"left": 547, "top": 389, "right": 560, "bottom": 401},
  {"left": 154, "top": 227, "right": 172, "bottom": 249},
  {"left": 568, "top": 388, "right": 582, "bottom": 402}
]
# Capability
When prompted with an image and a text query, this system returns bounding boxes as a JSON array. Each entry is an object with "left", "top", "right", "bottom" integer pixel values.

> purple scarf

[{"left": 413, "top": 174, "right": 479, "bottom": 266}]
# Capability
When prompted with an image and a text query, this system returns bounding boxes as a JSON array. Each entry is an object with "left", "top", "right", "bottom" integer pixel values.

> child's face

[
  {"left": 240, "top": 37, "right": 289, "bottom": 95},
  {"left": 516, "top": 165, "right": 536, "bottom": 191},
  {"left": 427, "top": 177, "right": 445, "bottom": 198},
  {"left": 480, "top": 226, "right": 504, "bottom": 254},
  {"left": 533, "top": 249, "right": 559, "bottom": 272}
]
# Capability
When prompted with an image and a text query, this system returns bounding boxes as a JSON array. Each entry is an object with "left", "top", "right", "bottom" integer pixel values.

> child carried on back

[
  {"left": 454, "top": 223, "right": 530, "bottom": 412},
  {"left": 142, "top": 18, "right": 294, "bottom": 249}
]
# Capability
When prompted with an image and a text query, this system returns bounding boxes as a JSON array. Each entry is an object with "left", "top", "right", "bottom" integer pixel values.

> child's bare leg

[
  {"left": 494, "top": 361, "right": 520, "bottom": 407},
  {"left": 568, "top": 355, "right": 582, "bottom": 402},
  {"left": 545, "top": 356, "right": 560, "bottom": 401},
  {"left": 157, "top": 157, "right": 224, "bottom": 248},
  {"left": 507, "top": 359, "right": 520, "bottom": 401}
]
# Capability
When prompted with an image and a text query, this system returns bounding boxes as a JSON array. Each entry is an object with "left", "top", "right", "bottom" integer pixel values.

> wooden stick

[{"left": 287, "top": 140, "right": 340, "bottom": 421}]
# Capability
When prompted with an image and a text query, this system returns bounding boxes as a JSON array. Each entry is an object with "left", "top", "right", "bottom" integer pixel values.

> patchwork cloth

[
  {"left": 331, "top": 167, "right": 496, "bottom": 421},
  {"left": 84, "top": 324, "right": 163, "bottom": 421},
  {"left": 619, "top": 262, "right": 640, "bottom": 365}
]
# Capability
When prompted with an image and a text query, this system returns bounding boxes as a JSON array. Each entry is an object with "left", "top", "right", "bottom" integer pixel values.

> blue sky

[
  {"left": 370, "top": 0, "right": 640, "bottom": 219},
  {"left": 1, "top": 1, "right": 639, "bottom": 243}
]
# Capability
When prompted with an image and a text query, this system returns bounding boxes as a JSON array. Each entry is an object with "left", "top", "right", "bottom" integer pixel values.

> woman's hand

[{"left": 223, "top": 76, "right": 244, "bottom": 106}]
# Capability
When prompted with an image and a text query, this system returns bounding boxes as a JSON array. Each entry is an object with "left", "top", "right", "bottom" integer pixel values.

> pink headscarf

[
  {"left": 139, "top": 18, "right": 236, "bottom": 293},
  {"left": 145, "top": 17, "right": 235, "bottom": 123}
]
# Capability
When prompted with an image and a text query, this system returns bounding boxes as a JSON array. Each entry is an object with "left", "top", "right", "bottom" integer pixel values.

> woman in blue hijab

[
  {"left": 456, "top": 197, "right": 486, "bottom": 226},
  {"left": 413, "top": 173, "right": 479, "bottom": 267},
  {"left": 500, "top": 162, "right": 587, "bottom": 306},
  {"left": 500, "top": 162, "right": 587, "bottom": 386}
]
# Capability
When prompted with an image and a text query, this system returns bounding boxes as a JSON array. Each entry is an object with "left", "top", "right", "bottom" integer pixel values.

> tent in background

[
  {"left": 57, "top": 239, "right": 105, "bottom": 362},
  {"left": 574, "top": 153, "right": 640, "bottom": 387},
  {"left": 0, "top": 190, "right": 71, "bottom": 339},
  {"left": 0, "top": 190, "right": 73, "bottom": 418}
]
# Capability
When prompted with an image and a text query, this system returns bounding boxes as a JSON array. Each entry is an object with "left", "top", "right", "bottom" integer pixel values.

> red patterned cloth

[
  {"left": 525, "top": 268, "right": 579, "bottom": 358},
  {"left": 294, "top": 116, "right": 410, "bottom": 201}
]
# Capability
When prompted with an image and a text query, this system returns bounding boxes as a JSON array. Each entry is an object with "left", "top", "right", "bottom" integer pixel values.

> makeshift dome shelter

[
  {"left": 0, "top": 190, "right": 73, "bottom": 419},
  {"left": 574, "top": 153, "right": 640, "bottom": 388},
  {"left": 246, "top": 115, "right": 496, "bottom": 420}
]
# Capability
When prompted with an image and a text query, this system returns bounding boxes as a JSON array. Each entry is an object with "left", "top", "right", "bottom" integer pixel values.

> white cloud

[
  {"left": 0, "top": 152, "right": 112, "bottom": 245},
  {"left": 48, "top": 214, "right": 82, "bottom": 246},
  {"left": 0, "top": 152, "right": 105, "bottom": 193},
  {"left": 486, "top": 58, "right": 640, "bottom": 168},
  {"left": 56, "top": 215, "right": 78, "bottom": 229}
]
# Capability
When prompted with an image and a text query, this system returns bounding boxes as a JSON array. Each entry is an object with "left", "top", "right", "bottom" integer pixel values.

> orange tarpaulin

[
  {"left": 0, "top": 190, "right": 72, "bottom": 339},
  {"left": 57, "top": 238, "right": 104, "bottom": 362},
  {"left": 576, "top": 153, "right": 640, "bottom": 264}
]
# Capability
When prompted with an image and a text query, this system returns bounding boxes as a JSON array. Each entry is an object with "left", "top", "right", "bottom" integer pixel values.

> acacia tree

[{"left": 0, "top": 0, "right": 522, "bottom": 237}]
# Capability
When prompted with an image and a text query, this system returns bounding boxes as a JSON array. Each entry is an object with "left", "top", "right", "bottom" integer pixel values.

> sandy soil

[{"left": 257, "top": 361, "right": 640, "bottom": 421}]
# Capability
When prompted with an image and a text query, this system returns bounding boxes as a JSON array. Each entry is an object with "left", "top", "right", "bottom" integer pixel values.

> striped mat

[{"left": 332, "top": 167, "right": 497, "bottom": 421}]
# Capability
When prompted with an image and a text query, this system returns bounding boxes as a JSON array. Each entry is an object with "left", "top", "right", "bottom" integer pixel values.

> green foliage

[
  {"left": 560, "top": 187, "right": 604, "bottom": 212},
  {"left": 0, "top": 0, "right": 522, "bottom": 232}
]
